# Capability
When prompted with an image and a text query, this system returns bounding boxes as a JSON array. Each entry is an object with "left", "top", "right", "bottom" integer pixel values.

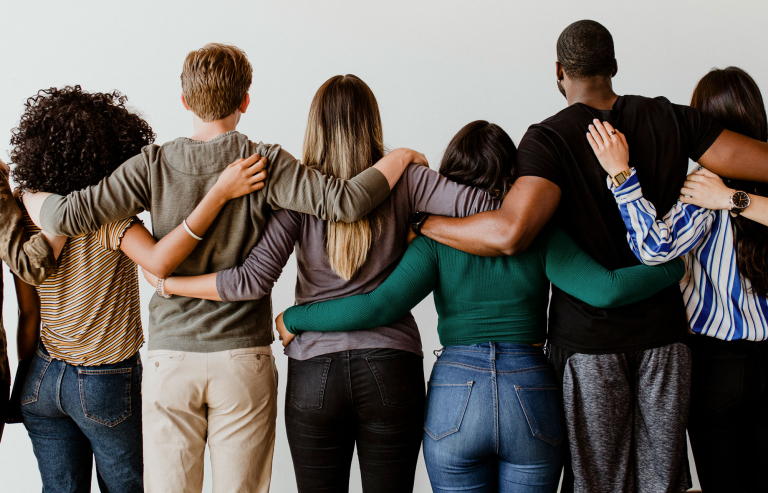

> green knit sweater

[{"left": 282, "top": 227, "right": 685, "bottom": 347}]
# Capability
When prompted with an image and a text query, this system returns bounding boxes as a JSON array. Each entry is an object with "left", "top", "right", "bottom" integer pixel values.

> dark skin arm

[
  {"left": 422, "top": 129, "right": 768, "bottom": 258},
  {"left": 420, "top": 176, "right": 561, "bottom": 257},
  {"left": 698, "top": 129, "right": 768, "bottom": 182},
  {"left": 13, "top": 275, "right": 41, "bottom": 361}
]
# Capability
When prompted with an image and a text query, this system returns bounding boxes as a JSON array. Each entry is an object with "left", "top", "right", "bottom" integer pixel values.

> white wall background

[{"left": 2, "top": 0, "right": 767, "bottom": 491}]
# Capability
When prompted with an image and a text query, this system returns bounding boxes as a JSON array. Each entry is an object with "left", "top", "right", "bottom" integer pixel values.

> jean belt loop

[
  {"left": 433, "top": 348, "right": 444, "bottom": 359},
  {"left": 490, "top": 342, "right": 496, "bottom": 361}
]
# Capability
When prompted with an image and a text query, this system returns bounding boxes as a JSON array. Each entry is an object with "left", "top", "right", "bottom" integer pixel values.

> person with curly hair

[{"left": 11, "top": 85, "right": 266, "bottom": 492}]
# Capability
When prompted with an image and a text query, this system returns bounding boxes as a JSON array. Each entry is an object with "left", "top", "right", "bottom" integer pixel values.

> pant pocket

[
  {"left": 366, "top": 351, "right": 425, "bottom": 408},
  {"left": 424, "top": 381, "right": 473, "bottom": 440},
  {"left": 289, "top": 357, "right": 332, "bottom": 411},
  {"left": 21, "top": 350, "right": 51, "bottom": 405},
  {"left": 78, "top": 367, "right": 133, "bottom": 427},
  {"left": 515, "top": 385, "right": 565, "bottom": 446}
]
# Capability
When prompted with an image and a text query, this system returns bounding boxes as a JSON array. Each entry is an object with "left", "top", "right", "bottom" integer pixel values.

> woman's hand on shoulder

[
  {"left": 680, "top": 168, "right": 733, "bottom": 210},
  {"left": 586, "top": 119, "right": 630, "bottom": 177},
  {"left": 275, "top": 311, "right": 295, "bottom": 348},
  {"left": 212, "top": 153, "right": 268, "bottom": 202}
]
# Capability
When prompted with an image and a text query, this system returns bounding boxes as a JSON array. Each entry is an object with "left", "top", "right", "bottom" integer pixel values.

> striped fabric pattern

[
  {"left": 609, "top": 168, "right": 768, "bottom": 341},
  {"left": 23, "top": 214, "right": 144, "bottom": 365}
]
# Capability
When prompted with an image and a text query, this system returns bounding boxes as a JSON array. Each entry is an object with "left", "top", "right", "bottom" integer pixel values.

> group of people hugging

[{"left": 2, "top": 18, "right": 768, "bottom": 493}]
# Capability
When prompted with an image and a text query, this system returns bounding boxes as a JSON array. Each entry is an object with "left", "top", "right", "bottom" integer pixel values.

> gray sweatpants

[{"left": 557, "top": 342, "right": 691, "bottom": 493}]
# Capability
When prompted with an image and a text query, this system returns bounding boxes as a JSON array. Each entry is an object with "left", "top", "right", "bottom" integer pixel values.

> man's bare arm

[
  {"left": 420, "top": 176, "right": 561, "bottom": 257},
  {"left": 699, "top": 129, "right": 768, "bottom": 182}
]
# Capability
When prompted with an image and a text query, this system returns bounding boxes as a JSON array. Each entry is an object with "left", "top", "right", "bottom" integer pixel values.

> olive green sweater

[
  {"left": 39, "top": 131, "right": 390, "bottom": 352},
  {"left": 283, "top": 228, "right": 685, "bottom": 347}
]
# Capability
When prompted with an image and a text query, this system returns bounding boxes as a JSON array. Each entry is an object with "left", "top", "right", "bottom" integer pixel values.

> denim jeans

[
  {"left": 423, "top": 343, "right": 564, "bottom": 493},
  {"left": 21, "top": 344, "right": 143, "bottom": 493},
  {"left": 285, "top": 348, "right": 425, "bottom": 493},
  {"left": 687, "top": 334, "right": 768, "bottom": 493}
]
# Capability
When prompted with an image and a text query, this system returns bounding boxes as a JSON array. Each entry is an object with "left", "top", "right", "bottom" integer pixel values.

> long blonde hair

[{"left": 302, "top": 75, "right": 384, "bottom": 280}]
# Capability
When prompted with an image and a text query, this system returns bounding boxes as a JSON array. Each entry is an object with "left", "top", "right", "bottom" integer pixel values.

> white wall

[{"left": 2, "top": 0, "right": 766, "bottom": 490}]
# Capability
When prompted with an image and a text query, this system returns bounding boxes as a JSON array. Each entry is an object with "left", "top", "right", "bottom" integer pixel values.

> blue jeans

[
  {"left": 423, "top": 343, "right": 565, "bottom": 492},
  {"left": 21, "top": 344, "right": 143, "bottom": 493}
]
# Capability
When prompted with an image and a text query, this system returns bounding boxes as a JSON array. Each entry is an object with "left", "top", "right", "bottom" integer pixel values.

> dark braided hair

[
  {"left": 691, "top": 67, "right": 768, "bottom": 298},
  {"left": 556, "top": 20, "right": 615, "bottom": 79},
  {"left": 11, "top": 85, "right": 155, "bottom": 195}
]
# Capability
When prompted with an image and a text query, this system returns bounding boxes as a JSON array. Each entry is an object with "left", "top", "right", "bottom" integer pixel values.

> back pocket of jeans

[
  {"left": 424, "top": 381, "right": 473, "bottom": 441},
  {"left": 366, "top": 351, "right": 425, "bottom": 408},
  {"left": 289, "top": 357, "right": 332, "bottom": 411},
  {"left": 515, "top": 385, "right": 564, "bottom": 446},
  {"left": 78, "top": 367, "right": 133, "bottom": 427}
]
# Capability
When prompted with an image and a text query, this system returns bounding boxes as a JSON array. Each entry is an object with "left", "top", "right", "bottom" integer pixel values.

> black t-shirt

[{"left": 517, "top": 95, "right": 723, "bottom": 354}]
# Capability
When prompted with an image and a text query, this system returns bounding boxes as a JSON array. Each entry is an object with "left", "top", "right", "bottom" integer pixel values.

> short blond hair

[{"left": 181, "top": 43, "right": 253, "bottom": 121}]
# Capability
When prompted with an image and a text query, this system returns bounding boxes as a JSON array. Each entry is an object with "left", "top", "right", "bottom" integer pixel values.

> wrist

[{"left": 207, "top": 184, "right": 231, "bottom": 206}]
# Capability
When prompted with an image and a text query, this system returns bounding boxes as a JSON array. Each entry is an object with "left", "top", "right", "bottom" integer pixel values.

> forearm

[
  {"left": 612, "top": 171, "right": 711, "bottom": 264},
  {"left": 13, "top": 275, "right": 41, "bottom": 360},
  {"left": 545, "top": 229, "right": 686, "bottom": 308},
  {"left": 422, "top": 176, "right": 560, "bottom": 257},
  {"left": 743, "top": 195, "right": 768, "bottom": 227},
  {"left": 163, "top": 274, "right": 221, "bottom": 301},
  {"left": 699, "top": 129, "right": 768, "bottom": 183},
  {"left": 39, "top": 154, "right": 150, "bottom": 236},
  {"left": 283, "top": 238, "right": 437, "bottom": 334}
]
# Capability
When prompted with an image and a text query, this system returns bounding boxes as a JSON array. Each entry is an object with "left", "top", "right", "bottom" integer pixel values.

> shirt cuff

[{"left": 606, "top": 168, "right": 643, "bottom": 204}]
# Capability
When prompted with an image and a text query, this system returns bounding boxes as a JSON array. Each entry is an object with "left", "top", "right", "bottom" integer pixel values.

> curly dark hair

[{"left": 10, "top": 85, "right": 155, "bottom": 195}]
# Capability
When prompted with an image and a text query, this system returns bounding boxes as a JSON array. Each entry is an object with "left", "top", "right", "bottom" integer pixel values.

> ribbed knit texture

[{"left": 283, "top": 227, "right": 685, "bottom": 347}]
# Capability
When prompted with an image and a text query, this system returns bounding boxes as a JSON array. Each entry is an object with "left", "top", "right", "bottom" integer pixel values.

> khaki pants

[{"left": 142, "top": 346, "right": 278, "bottom": 493}]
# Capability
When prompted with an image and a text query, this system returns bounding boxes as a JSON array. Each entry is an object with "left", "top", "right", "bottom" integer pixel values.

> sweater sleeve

[
  {"left": 263, "top": 146, "right": 391, "bottom": 224},
  {"left": 0, "top": 170, "right": 55, "bottom": 285},
  {"left": 403, "top": 165, "right": 502, "bottom": 216},
  {"left": 40, "top": 152, "right": 152, "bottom": 236},
  {"left": 543, "top": 227, "right": 685, "bottom": 309},
  {"left": 609, "top": 168, "right": 715, "bottom": 265},
  {"left": 282, "top": 237, "right": 439, "bottom": 334},
  {"left": 216, "top": 209, "right": 302, "bottom": 302}
]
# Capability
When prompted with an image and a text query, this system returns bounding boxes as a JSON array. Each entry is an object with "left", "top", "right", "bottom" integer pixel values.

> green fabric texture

[{"left": 283, "top": 227, "right": 685, "bottom": 347}]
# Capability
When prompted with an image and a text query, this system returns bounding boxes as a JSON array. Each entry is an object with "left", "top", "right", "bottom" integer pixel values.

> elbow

[{"left": 493, "top": 224, "right": 529, "bottom": 257}]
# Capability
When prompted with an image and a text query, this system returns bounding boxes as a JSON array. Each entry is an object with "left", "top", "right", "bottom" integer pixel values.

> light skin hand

[
  {"left": 681, "top": 168, "right": 768, "bottom": 227},
  {"left": 373, "top": 148, "right": 428, "bottom": 189},
  {"left": 275, "top": 311, "right": 295, "bottom": 347},
  {"left": 141, "top": 268, "right": 222, "bottom": 301},
  {"left": 679, "top": 168, "right": 733, "bottom": 210},
  {"left": 586, "top": 119, "right": 630, "bottom": 177}
]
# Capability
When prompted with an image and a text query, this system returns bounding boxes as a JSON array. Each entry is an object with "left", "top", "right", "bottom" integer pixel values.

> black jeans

[
  {"left": 285, "top": 348, "right": 425, "bottom": 493},
  {"left": 687, "top": 334, "right": 768, "bottom": 493}
]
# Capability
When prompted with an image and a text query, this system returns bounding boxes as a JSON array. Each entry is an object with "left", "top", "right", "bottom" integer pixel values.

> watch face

[{"left": 732, "top": 191, "right": 750, "bottom": 209}]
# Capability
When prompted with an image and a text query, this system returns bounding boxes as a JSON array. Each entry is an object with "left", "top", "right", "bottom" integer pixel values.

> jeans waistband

[
  {"left": 37, "top": 343, "right": 141, "bottom": 367},
  {"left": 442, "top": 342, "right": 545, "bottom": 356}
]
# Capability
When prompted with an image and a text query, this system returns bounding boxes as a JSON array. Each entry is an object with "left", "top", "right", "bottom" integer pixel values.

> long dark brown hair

[{"left": 691, "top": 66, "right": 768, "bottom": 297}]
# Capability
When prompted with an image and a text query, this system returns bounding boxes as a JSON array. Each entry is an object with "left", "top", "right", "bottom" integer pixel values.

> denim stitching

[
  {"left": 21, "top": 357, "right": 51, "bottom": 405},
  {"left": 514, "top": 385, "right": 563, "bottom": 446},
  {"left": 55, "top": 362, "right": 66, "bottom": 415},
  {"left": 424, "top": 381, "right": 473, "bottom": 441},
  {"left": 79, "top": 367, "right": 132, "bottom": 427},
  {"left": 290, "top": 357, "right": 332, "bottom": 411}
]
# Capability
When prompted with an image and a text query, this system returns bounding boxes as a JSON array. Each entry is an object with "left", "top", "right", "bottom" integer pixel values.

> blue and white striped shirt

[{"left": 610, "top": 168, "right": 768, "bottom": 341}]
